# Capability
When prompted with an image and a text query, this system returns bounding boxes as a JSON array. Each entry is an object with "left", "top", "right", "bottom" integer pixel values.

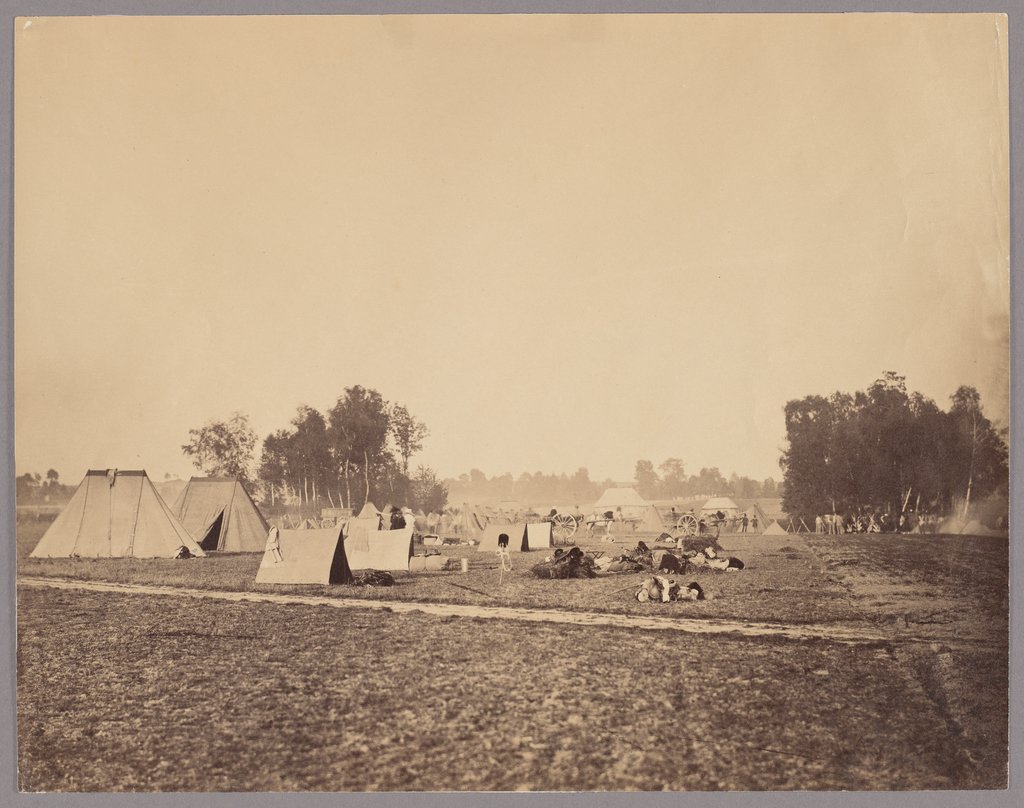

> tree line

[
  {"left": 780, "top": 372, "right": 1007, "bottom": 522},
  {"left": 15, "top": 469, "right": 74, "bottom": 504},
  {"left": 444, "top": 464, "right": 780, "bottom": 508},
  {"left": 634, "top": 460, "right": 779, "bottom": 501},
  {"left": 182, "top": 386, "right": 447, "bottom": 514}
]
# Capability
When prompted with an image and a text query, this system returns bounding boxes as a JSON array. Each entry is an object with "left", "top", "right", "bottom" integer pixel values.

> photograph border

[{"left": 1, "top": 1, "right": 1020, "bottom": 806}]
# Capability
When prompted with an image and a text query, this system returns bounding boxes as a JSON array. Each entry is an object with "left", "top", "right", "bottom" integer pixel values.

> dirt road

[{"left": 17, "top": 575, "right": 981, "bottom": 649}]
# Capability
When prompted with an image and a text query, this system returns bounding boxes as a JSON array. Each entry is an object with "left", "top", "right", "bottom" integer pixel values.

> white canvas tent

[
  {"left": 171, "top": 477, "right": 269, "bottom": 552},
  {"left": 459, "top": 504, "right": 485, "bottom": 541},
  {"left": 357, "top": 502, "right": 380, "bottom": 519},
  {"left": 344, "top": 525, "right": 414, "bottom": 571},
  {"left": 525, "top": 522, "right": 553, "bottom": 550},
  {"left": 254, "top": 526, "right": 352, "bottom": 584},
  {"left": 701, "top": 497, "right": 740, "bottom": 518},
  {"left": 593, "top": 487, "right": 650, "bottom": 510},
  {"left": 761, "top": 520, "right": 789, "bottom": 535},
  {"left": 637, "top": 505, "right": 666, "bottom": 533},
  {"left": 476, "top": 523, "right": 529, "bottom": 552},
  {"left": 30, "top": 469, "right": 205, "bottom": 559}
]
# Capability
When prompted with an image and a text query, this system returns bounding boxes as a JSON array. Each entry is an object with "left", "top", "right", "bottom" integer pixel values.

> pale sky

[{"left": 14, "top": 14, "right": 1010, "bottom": 485}]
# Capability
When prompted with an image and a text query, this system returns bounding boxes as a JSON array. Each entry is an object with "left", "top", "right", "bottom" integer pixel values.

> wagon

[
  {"left": 674, "top": 512, "right": 723, "bottom": 538},
  {"left": 546, "top": 512, "right": 581, "bottom": 543}
]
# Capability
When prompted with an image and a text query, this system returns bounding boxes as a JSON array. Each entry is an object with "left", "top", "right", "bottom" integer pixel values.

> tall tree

[
  {"left": 390, "top": 404, "right": 429, "bottom": 475},
  {"left": 634, "top": 460, "right": 660, "bottom": 499},
  {"left": 947, "top": 386, "right": 1007, "bottom": 517},
  {"left": 182, "top": 411, "right": 257, "bottom": 488},
  {"left": 327, "top": 386, "right": 392, "bottom": 509},
  {"left": 409, "top": 465, "right": 449, "bottom": 513},
  {"left": 659, "top": 458, "right": 687, "bottom": 498}
]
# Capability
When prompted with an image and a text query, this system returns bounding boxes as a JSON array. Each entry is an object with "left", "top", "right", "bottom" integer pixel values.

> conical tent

[
  {"left": 746, "top": 502, "right": 770, "bottom": 532},
  {"left": 638, "top": 505, "right": 666, "bottom": 532},
  {"left": 30, "top": 470, "right": 205, "bottom": 558},
  {"left": 761, "top": 520, "right": 789, "bottom": 535},
  {"left": 460, "top": 504, "right": 484, "bottom": 541},
  {"left": 171, "top": 477, "right": 269, "bottom": 552},
  {"left": 254, "top": 526, "right": 352, "bottom": 584},
  {"left": 357, "top": 502, "right": 380, "bottom": 519}
]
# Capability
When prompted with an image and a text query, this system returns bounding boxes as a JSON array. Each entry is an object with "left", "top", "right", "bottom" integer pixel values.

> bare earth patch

[
  {"left": 16, "top": 586, "right": 1001, "bottom": 792},
  {"left": 16, "top": 520, "right": 1008, "bottom": 791}
]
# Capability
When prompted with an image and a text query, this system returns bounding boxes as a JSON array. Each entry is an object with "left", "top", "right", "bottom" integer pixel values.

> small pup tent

[
  {"left": 345, "top": 525, "right": 414, "bottom": 572},
  {"left": 255, "top": 526, "right": 352, "bottom": 585},
  {"left": 525, "top": 522, "right": 553, "bottom": 550},
  {"left": 761, "top": 520, "right": 789, "bottom": 535},
  {"left": 171, "top": 477, "right": 270, "bottom": 552},
  {"left": 30, "top": 469, "right": 205, "bottom": 559},
  {"left": 477, "top": 523, "right": 529, "bottom": 552}
]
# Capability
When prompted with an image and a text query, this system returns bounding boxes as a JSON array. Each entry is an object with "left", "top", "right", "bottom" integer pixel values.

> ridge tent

[
  {"left": 346, "top": 515, "right": 382, "bottom": 538},
  {"left": 30, "top": 469, "right": 205, "bottom": 559},
  {"left": 593, "top": 487, "right": 650, "bottom": 511},
  {"left": 525, "top": 522, "right": 553, "bottom": 550},
  {"left": 254, "top": 526, "right": 352, "bottom": 585},
  {"left": 700, "top": 497, "right": 740, "bottom": 518},
  {"left": 345, "top": 525, "right": 414, "bottom": 572},
  {"left": 761, "top": 520, "right": 789, "bottom": 535},
  {"left": 171, "top": 477, "right": 269, "bottom": 552},
  {"left": 477, "top": 523, "right": 529, "bottom": 552}
]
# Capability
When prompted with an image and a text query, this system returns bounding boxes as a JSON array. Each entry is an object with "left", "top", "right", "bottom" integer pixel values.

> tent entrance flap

[{"left": 199, "top": 510, "right": 225, "bottom": 551}]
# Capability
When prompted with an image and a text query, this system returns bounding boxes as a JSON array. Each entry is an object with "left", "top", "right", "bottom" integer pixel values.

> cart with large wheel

[{"left": 538, "top": 511, "right": 581, "bottom": 544}]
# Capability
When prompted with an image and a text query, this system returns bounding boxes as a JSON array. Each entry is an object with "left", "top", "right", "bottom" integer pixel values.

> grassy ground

[
  {"left": 17, "top": 519, "right": 1007, "bottom": 638},
  {"left": 17, "top": 586, "right": 1003, "bottom": 792},
  {"left": 16, "top": 517, "right": 1008, "bottom": 791}
]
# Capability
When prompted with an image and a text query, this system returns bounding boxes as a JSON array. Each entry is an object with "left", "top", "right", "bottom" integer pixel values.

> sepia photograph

[{"left": 8, "top": 8, "right": 1015, "bottom": 795}]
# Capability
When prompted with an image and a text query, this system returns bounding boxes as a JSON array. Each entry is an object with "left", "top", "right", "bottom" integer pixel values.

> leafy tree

[
  {"left": 659, "top": 458, "right": 687, "bottom": 498},
  {"left": 390, "top": 404, "right": 429, "bottom": 475},
  {"left": 328, "top": 386, "right": 392, "bottom": 509},
  {"left": 289, "top": 405, "right": 335, "bottom": 505},
  {"left": 781, "top": 373, "right": 1008, "bottom": 521},
  {"left": 182, "top": 412, "right": 257, "bottom": 488},
  {"left": 409, "top": 465, "right": 449, "bottom": 513},
  {"left": 947, "top": 386, "right": 1007, "bottom": 517},
  {"left": 634, "top": 460, "right": 660, "bottom": 499}
]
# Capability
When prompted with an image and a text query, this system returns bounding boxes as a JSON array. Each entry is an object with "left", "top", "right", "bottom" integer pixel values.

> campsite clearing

[{"left": 16, "top": 516, "right": 1008, "bottom": 791}]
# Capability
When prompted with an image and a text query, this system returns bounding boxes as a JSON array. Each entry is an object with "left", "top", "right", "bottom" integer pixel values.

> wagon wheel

[
  {"left": 551, "top": 513, "right": 578, "bottom": 544},
  {"left": 676, "top": 514, "right": 699, "bottom": 537},
  {"left": 320, "top": 517, "right": 336, "bottom": 529}
]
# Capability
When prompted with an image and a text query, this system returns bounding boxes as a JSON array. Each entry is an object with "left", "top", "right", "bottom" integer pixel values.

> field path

[{"left": 17, "top": 575, "right": 983, "bottom": 648}]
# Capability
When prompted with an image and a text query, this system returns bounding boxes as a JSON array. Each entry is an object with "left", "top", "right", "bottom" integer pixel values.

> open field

[
  {"left": 15, "top": 518, "right": 1009, "bottom": 791},
  {"left": 17, "top": 586, "right": 1005, "bottom": 792},
  {"left": 17, "top": 519, "right": 1008, "bottom": 639}
]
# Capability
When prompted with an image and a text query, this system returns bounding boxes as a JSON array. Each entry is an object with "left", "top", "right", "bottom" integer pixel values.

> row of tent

[
  {"left": 29, "top": 469, "right": 421, "bottom": 583},
  {"left": 30, "top": 470, "right": 269, "bottom": 559}
]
